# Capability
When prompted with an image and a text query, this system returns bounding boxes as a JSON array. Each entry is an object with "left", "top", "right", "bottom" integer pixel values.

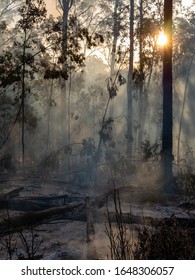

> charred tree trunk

[
  {"left": 0, "top": 203, "right": 84, "bottom": 236},
  {"left": 21, "top": 4, "right": 27, "bottom": 173},
  {"left": 162, "top": 0, "right": 173, "bottom": 192}
]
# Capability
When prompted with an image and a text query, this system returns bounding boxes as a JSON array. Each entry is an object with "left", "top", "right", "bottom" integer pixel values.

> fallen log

[
  {"left": 0, "top": 202, "right": 84, "bottom": 236},
  {"left": 104, "top": 211, "right": 195, "bottom": 228},
  {"left": 0, "top": 198, "right": 57, "bottom": 211},
  {"left": 0, "top": 187, "right": 24, "bottom": 200},
  {"left": 0, "top": 194, "right": 86, "bottom": 212}
]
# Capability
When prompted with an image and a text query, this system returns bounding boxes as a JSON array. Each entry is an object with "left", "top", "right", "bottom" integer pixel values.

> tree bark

[
  {"left": 109, "top": 0, "right": 120, "bottom": 117},
  {"left": 126, "top": 0, "right": 134, "bottom": 158},
  {"left": 0, "top": 202, "right": 84, "bottom": 236},
  {"left": 162, "top": 0, "right": 173, "bottom": 192},
  {"left": 177, "top": 53, "right": 195, "bottom": 168},
  {"left": 60, "top": 0, "right": 72, "bottom": 147},
  {"left": 138, "top": 0, "right": 145, "bottom": 149},
  {"left": 21, "top": 2, "right": 27, "bottom": 173}
]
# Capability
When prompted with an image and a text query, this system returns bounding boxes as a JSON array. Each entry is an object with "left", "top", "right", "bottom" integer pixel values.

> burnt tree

[{"left": 162, "top": 0, "right": 173, "bottom": 192}]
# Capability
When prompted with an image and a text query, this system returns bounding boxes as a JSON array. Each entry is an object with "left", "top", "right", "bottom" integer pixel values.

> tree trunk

[
  {"left": 162, "top": 0, "right": 173, "bottom": 192},
  {"left": 177, "top": 53, "right": 195, "bottom": 168},
  {"left": 60, "top": 0, "right": 72, "bottom": 147},
  {"left": 109, "top": 0, "right": 120, "bottom": 117},
  {"left": 21, "top": 5, "right": 27, "bottom": 173},
  {"left": 138, "top": 0, "right": 145, "bottom": 149},
  {"left": 0, "top": 202, "right": 84, "bottom": 236},
  {"left": 126, "top": 0, "right": 134, "bottom": 159}
]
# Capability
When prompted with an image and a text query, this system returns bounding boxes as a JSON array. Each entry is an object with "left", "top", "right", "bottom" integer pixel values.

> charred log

[{"left": 0, "top": 203, "right": 84, "bottom": 236}]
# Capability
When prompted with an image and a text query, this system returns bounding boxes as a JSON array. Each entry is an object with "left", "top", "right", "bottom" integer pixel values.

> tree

[
  {"left": 108, "top": 0, "right": 120, "bottom": 117},
  {"left": 58, "top": 0, "right": 72, "bottom": 147},
  {"left": 162, "top": 0, "right": 173, "bottom": 192},
  {"left": 126, "top": 0, "right": 134, "bottom": 159},
  {"left": 174, "top": 6, "right": 195, "bottom": 167},
  {"left": 0, "top": 0, "right": 50, "bottom": 170},
  {"left": 137, "top": 0, "right": 144, "bottom": 148}
]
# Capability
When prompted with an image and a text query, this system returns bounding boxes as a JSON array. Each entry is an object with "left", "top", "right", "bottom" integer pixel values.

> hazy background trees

[{"left": 0, "top": 0, "right": 195, "bottom": 192}]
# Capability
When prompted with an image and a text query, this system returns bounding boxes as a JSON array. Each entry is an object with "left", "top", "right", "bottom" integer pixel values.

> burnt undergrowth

[{"left": 105, "top": 188, "right": 195, "bottom": 260}]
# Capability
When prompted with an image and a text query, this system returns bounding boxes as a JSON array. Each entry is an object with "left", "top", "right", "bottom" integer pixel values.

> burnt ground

[{"left": 0, "top": 174, "right": 195, "bottom": 260}]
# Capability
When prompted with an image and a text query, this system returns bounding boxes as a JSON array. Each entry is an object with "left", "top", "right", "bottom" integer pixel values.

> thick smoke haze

[{"left": 0, "top": 0, "right": 194, "bottom": 261}]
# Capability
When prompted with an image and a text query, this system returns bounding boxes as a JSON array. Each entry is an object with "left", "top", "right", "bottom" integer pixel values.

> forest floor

[{"left": 0, "top": 174, "right": 195, "bottom": 260}]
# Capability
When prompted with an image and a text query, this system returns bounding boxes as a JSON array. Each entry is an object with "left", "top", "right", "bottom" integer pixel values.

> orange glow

[{"left": 157, "top": 32, "right": 168, "bottom": 47}]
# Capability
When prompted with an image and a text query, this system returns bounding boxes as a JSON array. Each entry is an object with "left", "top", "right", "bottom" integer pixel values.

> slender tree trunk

[
  {"left": 126, "top": 0, "right": 134, "bottom": 159},
  {"left": 109, "top": 0, "right": 119, "bottom": 117},
  {"left": 162, "top": 0, "right": 173, "bottom": 192},
  {"left": 21, "top": 9, "right": 27, "bottom": 173},
  {"left": 46, "top": 79, "right": 54, "bottom": 157},
  {"left": 60, "top": 0, "right": 72, "bottom": 147},
  {"left": 177, "top": 53, "right": 195, "bottom": 168},
  {"left": 61, "top": 0, "right": 71, "bottom": 57},
  {"left": 110, "top": 0, "right": 119, "bottom": 76},
  {"left": 138, "top": 0, "right": 145, "bottom": 149},
  {"left": 67, "top": 68, "right": 72, "bottom": 181}
]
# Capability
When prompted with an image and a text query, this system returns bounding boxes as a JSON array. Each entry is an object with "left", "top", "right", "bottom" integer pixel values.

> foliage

[
  {"left": 106, "top": 192, "right": 195, "bottom": 260},
  {"left": 39, "top": 149, "right": 60, "bottom": 172},
  {"left": 80, "top": 138, "right": 96, "bottom": 157},
  {"left": 117, "top": 73, "right": 126, "bottom": 86},
  {"left": 134, "top": 0, "right": 164, "bottom": 73},
  {"left": 0, "top": 0, "right": 47, "bottom": 88},
  {"left": 0, "top": 0, "right": 49, "bottom": 142},
  {"left": 107, "top": 82, "right": 117, "bottom": 99},
  {"left": 174, "top": 8, "right": 195, "bottom": 75},
  {"left": 105, "top": 151, "right": 136, "bottom": 178},
  {"left": 134, "top": 216, "right": 194, "bottom": 260},
  {"left": 0, "top": 95, "right": 16, "bottom": 135},
  {"left": 175, "top": 168, "right": 195, "bottom": 199},
  {"left": 0, "top": 0, "right": 194, "bottom": 184},
  {"left": 0, "top": 152, "right": 16, "bottom": 173},
  {"left": 99, "top": 117, "right": 115, "bottom": 146},
  {"left": 140, "top": 139, "right": 160, "bottom": 161},
  {"left": 42, "top": 13, "right": 104, "bottom": 81}
]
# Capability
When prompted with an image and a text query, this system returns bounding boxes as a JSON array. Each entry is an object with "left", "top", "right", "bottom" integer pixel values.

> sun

[
  {"left": 157, "top": 32, "right": 168, "bottom": 47},
  {"left": 182, "top": 0, "right": 193, "bottom": 7}
]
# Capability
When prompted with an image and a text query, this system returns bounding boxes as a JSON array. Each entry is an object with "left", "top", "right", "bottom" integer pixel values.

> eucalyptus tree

[
  {"left": 57, "top": 0, "right": 73, "bottom": 147},
  {"left": 126, "top": 0, "right": 134, "bottom": 159},
  {"left": 136, "top": 0, "right": 160, "bottom": 148},
  {"left": 101, "top": 0, "right": 118, "bottom": 119},
  {"left": 132, "top": 0, "right": 164, "bottom": 149},
  {"left": 0, "top": 0, "right": 48, "bottom": 169},
  {"left": 174, "top": 4, "right": 195, "bottom": 168},
  {"left": 137, "top": 0, "right": 144, "bottom": 148},
  {"left": 162, "top": 0, "right": 173, "bottom": 191}
]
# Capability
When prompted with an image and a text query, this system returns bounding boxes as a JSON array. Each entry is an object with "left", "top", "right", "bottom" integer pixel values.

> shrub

[{"left": 134, "top": 216, "right": 194, "bottom": 260}]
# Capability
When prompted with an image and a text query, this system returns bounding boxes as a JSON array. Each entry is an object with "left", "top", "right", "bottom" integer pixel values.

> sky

[
  {"left": 44, "top": 0, "right": 195, "bottom": 17},
  {"left": 182, "top": 0, "right": 194, "bottom": 7},
  {"left": 45, "top": 0, "right": 60, "bottom": 17}
]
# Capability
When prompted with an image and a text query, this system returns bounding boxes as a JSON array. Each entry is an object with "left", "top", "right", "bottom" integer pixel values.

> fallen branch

[
  {"left": 0, "top": 187, "right": 24, "bottom": 200},
  {"left": 0, "top": 202, "right": 84, "bottom": 236}
]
